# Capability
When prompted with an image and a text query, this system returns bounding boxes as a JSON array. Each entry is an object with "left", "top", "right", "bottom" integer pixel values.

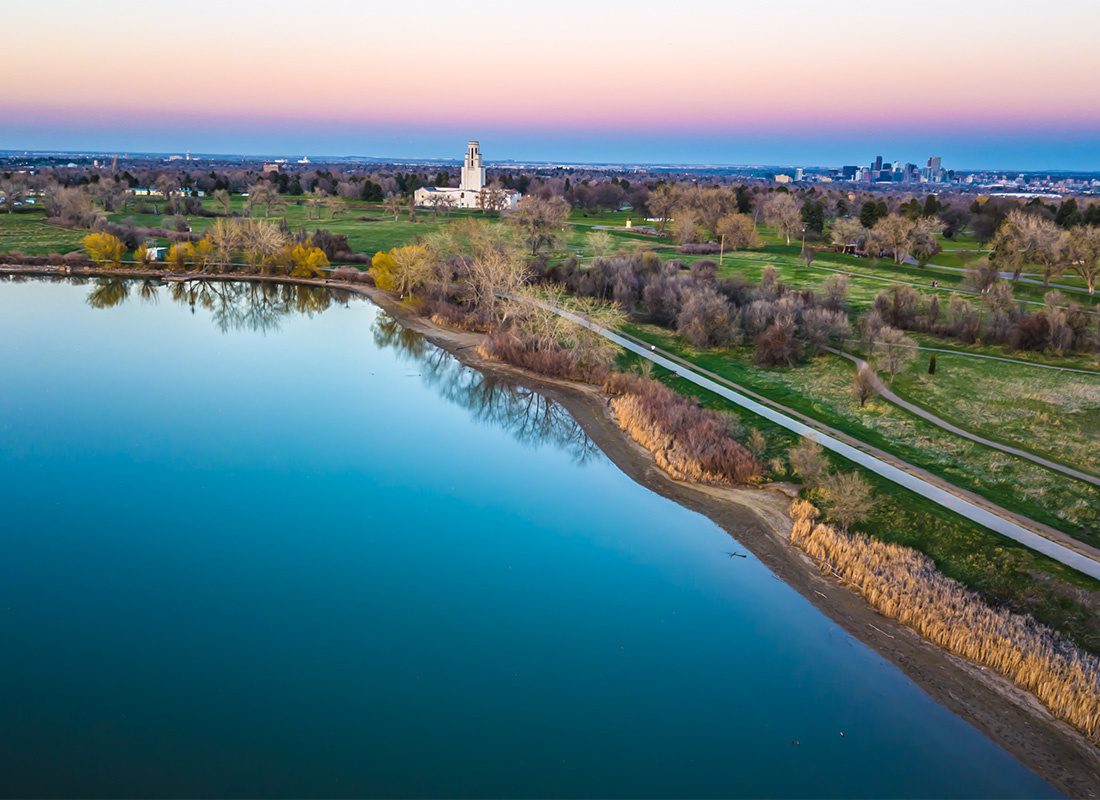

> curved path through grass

[{"left": 826, "top": 346, "right": 1100, "bottom": 487}]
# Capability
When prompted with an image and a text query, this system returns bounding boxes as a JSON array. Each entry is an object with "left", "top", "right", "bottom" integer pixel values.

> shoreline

[{"left": 6, "top": 265, "right": 1100, "bottom": 796}]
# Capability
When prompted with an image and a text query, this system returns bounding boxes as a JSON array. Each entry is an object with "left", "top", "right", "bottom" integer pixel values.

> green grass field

[
  {"left": 0, "top": 211, "right": 86, "bottom": 255},
  {"left": 891, "top": 352, "right": 1100, "bottom": 476}
]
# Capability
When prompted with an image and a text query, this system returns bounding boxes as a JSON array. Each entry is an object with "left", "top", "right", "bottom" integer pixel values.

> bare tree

[
  {"left": 802, "top": 307, "right": 849, "bottom": 353},
  {"left": 716, "top": 212, "right": 758, "bottom": 262},
  {"left": 830, "top": 217, "right": 867, "bottom": 253},
  {"left": 866, "top": 215, "right": 917, "bottom": 264},
  {"left": 851, "top": 364, "right": 879, "bottom": 408},
  {"left": 427, "top": 192, "right": 458, "bottom": 218},
  {"left": 762, "top": 193, "right": 801, "bottom": 245},
  {"left": 990, "top": 210, "right": 1062, "bottom": 284},
  {"left": 246, "top": 182, "right": 278, "bottom": 218},
  {"left": 508, "top": 195, "right": 570, "bottom": 255},
  {"left": 672, "top": 209, "right": 701, "bottom": 245},
  {"left": 676, "top": 286, "right": 741, "bottom": 348},
  {"left": 213, "top": 188, "right": 231, "bottom": 216},
  {"left": 585, "top": 230, "right": 614, "bottom": 258},
  {"left": 872, "top": 325, "right": 917, "bottom": 378},
  {"left": 477, "top": 185, "right": 510, "bottom": 214},
  {"left": 383, "top": 193, "right": 404, "bottom": 222},
  {"left": 788, "top": 438, "right": 828, "bottom": 488},
  {"left": 0, "top": 176, "right": 26, "bottom": 213},
  {"left": 1061, "top": 225, "right": 1100, "bottom": 294},
  {"left": 821, "top": 274, "right": 849, "bottom": 311},
  {"left": 647, "top": 183, "right": 678, "bottom": 233}
]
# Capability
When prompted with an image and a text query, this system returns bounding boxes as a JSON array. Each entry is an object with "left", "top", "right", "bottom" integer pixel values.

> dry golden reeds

[
  {"left": 607, "top": 373, "right": 762, "bottom": 485},
  {"left": 788, "top": 501, "right": 1100, "bottom": 745}
]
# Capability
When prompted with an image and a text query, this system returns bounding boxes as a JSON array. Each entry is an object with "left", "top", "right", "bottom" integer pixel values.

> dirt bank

[{"left": 6, "top": 266, "right": 1100, "bottom": 796}]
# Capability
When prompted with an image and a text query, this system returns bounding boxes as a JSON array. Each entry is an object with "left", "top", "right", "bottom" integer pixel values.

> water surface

[{"left": 0, "top": 279, "right": 1055, "bottom": 798}]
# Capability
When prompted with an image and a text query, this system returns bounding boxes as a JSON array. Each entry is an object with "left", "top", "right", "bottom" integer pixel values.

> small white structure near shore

[{"left": 414, "top": 141, "right": 521, "bottom": 211}]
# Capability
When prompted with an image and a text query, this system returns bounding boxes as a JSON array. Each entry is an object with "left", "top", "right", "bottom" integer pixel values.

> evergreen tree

[
  {"left": 922, "top": 194, "right": 943, "bottom": 217},
  {"left": 859, "top": 200, "right": 886, "bottom": 228},
  {"left": 735, "top": 185, "right": 752, "bottom": 214},
  {"left": 800, "top": 199, "right": 825, "bottom": 234},
  {"left": 1055, "top": 198, "right": 1082, "bottom": 228}
]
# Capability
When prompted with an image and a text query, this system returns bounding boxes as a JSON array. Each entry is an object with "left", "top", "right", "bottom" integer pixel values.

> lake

[{"left": 0, "top": 278, "right": 1055, "bottom": 798}]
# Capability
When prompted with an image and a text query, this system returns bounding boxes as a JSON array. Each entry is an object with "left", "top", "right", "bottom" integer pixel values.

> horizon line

[{"left": 3, "top": 147, "right": 1099, "bottom": 177}]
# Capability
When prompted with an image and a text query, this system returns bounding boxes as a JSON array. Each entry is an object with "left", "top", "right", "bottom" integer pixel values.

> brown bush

[
  {"left": 753, "top": 321, "right": 803, "bottom": 366},
  {"left": 478, "top": 329, "right": 606, "bottom": 383},
  {"left": 788, "top": 502, "right": 1100, "bottom": 746},
  {"left": 329, "top": 266, "right": 360, "bottom": 282},
  {"left": 605, "top": 373, "right": 762, "bottom": 485},
  {"left": 429, "top": 298, "right": 490, "bottom": 332}
]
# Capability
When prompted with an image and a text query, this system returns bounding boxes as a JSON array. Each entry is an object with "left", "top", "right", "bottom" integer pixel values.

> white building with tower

[{"left": 414, "top": 141, "right": 521, "bottom": 211}]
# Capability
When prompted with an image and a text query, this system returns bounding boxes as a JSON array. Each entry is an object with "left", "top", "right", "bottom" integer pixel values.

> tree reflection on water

[
  {"left": 72, "top": 276, "right": 596, "bottom": 461},
  {"left": 372, "top": 311, "right": 599, "bottom": 463},
  {"left": 84, "top": 278, "right": 345, "bottom": 334}
]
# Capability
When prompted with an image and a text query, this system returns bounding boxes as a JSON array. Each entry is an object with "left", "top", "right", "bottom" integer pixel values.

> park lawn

[
  {"left": 929, "top": 233, "right": 989, "bottom": 268},
  {"left": 618, "top": 348, "right": 1100, "bottom": 655},
  {"left": 623, "top": 323, "right": 1100, "bottom": 548},
  {"left": 0, "top": 211, "right": 85, "bottom": 255},
  {"left": 891, "top": 352, "right": 1100, "bottom": 477},
  {"left": 569, "top": 209, "right": 637, "bottom": 227}
]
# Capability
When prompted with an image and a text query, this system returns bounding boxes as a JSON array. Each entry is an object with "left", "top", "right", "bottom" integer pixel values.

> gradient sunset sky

[{"left": 2, "top": 0, "right": 1098, "bottom": 169}]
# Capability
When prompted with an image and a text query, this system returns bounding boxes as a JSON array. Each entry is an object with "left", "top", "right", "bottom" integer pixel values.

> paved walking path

[
  {"left": 538, "top": 300, "right": 1100, "bottom": 580},
  {"left": 825, "top": 346, "right": 1100, "bottom": 487}
]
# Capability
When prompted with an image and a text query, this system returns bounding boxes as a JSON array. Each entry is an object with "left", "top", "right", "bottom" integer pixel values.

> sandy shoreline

[{"left": 6, "top": 265, "right": 1100, "bottom": 796}]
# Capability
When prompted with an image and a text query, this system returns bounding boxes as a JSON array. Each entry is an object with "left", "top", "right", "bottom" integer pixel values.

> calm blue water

[{"left": 0, "top": 279, "right": 1055, "bottom": 798}]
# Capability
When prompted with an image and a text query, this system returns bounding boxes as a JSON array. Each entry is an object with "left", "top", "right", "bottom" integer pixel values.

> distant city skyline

[{"left": 2, "top": 0, "right": 1098, "bottom": 170}]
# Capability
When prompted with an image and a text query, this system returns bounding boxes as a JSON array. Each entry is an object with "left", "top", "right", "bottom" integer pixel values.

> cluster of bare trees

[
  {"left": 544, "top": 254, "right": 852, "bottom": 364},
  {"left": 865, "top": 281, "right": 1099, "bottom": 354},
  {"left": 828, "top": 214, "right": 942, "bottom": 264},
  {"left": 991, "top": 210, "right": 1100, "bottom": 292},
  {"left": 645, "top": 183, "right": 759, "bottom": 253}
]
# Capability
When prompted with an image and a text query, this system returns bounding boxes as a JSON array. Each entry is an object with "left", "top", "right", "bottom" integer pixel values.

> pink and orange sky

[{"left": 2, "top": 0, "right": 1098, "bottom": 168}]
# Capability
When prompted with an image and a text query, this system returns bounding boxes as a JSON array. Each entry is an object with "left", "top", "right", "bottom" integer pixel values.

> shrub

[
  {"left": 676, "top": 286, "right": 742, "bottom": 348},
  {"left": 678, "top": 242, "right": 721, "bottom": 254},
  {"left": 753, "top": 322, "right": 803, "bottom": 367},
  {"left": 329, "top": 266, "right": 361, "bottom": 282},
  {"left": 479, "top": 329, "right": 607, "bottom": 383},
  {"left": 816, "top": 471, "right": 875, "bottom": 530},
  {"left": 82, "top": 232, "right": 124, "bottom": 267},
  {"left": 788, "top": 438, "right": 828, "bottom": 488}
]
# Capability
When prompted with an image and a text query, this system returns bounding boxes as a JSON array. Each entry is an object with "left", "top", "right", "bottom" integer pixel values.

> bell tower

[{"left": 460, "top": 140, "right": 485, "bottom": 192}]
